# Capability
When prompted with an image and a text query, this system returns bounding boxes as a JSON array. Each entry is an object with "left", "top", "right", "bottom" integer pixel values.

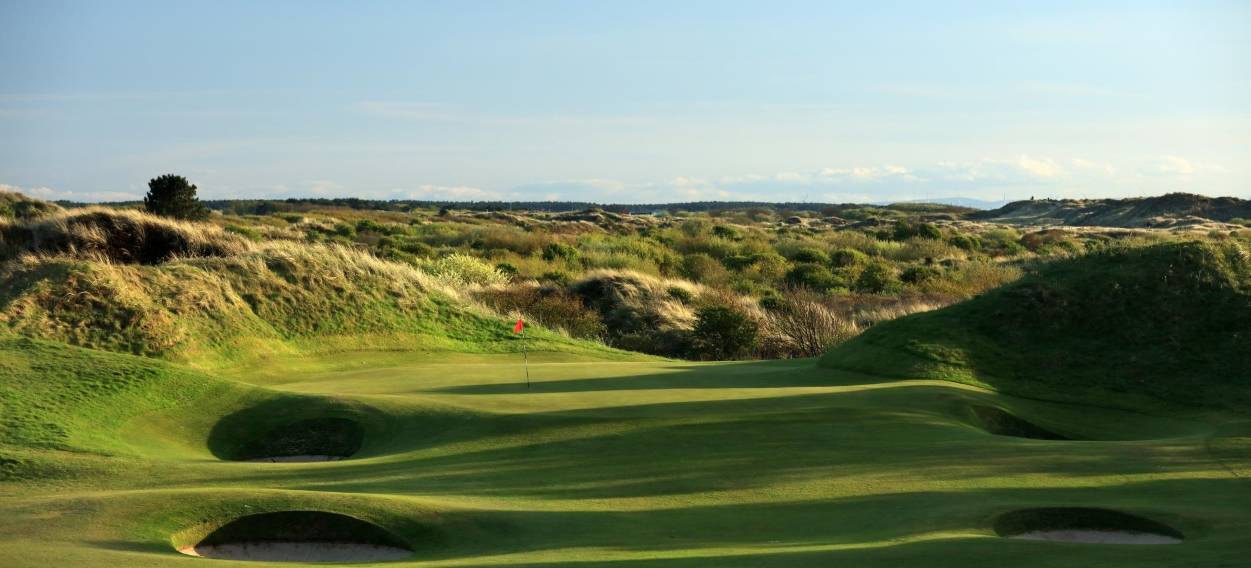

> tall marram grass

[{"left": 0, "top": 207, "right": 253, "bottom": 264}]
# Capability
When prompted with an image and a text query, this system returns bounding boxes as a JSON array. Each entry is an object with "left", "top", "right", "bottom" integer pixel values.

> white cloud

[
  {"left": 1071, "top": 158, "right": 1117, "bottom": 175},
  {"left": 390, "top": 185, "right": 504, "bottom": 200},
  {"left": 303, "top": 179, "right": 343, "bottom": 195},
  {"left": 1141, "top": 155, "right": 1227, "bottom": 178},
  {"left": 0, "top": 183, "right": 141, "bottom": 203},
  {"left": 1017, "top": 155, "right": 1062, "bottom": 178}
]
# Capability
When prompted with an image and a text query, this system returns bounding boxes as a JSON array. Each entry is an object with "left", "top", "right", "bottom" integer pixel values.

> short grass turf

[{"left": 2, "top": 340, "right": 1250, "bottom": 566}]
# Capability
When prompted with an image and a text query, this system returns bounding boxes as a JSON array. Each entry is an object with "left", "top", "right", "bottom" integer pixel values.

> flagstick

[{"left": 522, "top": 327, "right": 530, "bottom": 389}]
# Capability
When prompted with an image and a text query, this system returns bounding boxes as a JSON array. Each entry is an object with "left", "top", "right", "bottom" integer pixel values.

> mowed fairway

[{"left": 2, "top": 348, "right": 1250, "bottom": 567}]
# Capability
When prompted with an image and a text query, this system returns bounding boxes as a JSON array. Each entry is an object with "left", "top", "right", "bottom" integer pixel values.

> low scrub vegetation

[{"left": 3, "top": 190, "right": 1246, "bottom": 362}]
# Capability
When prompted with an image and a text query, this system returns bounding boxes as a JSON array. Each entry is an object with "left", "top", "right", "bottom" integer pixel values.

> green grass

[
  {"left": 821, "top": 241, "right": 1251, "bottom": 412},
  {"left": 2, "top": 337, "right": 1249, "bottom": 566}
]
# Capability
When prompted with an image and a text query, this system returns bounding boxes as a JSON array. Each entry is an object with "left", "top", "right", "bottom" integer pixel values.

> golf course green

[
  {"left": 2, "top": 237, "right": 1250, "bottom": 566},
  {"left": 1, "top": 336, "right": 1249, "bottom": 566}
]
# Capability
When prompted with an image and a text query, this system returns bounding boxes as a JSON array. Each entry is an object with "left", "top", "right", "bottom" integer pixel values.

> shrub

[
  {"left": 855, "top": 261, "right": 901, "bottom": 293},
  {"left": 949, "top": 233, "right": 982, "bottom": 251},
  {"left": 711, "top": 224, "right": 741, "bottom": 240},
  {"left": 333, "top": 223, "right": 356, "bottom": 238},
  {"left": 679, "top": 219, "right": 710, "bottom": 237},
  {"left": 682, "top": 253, "right": 730, "bottom": 284},
  {"left": 790, "top": 247, "right": 830, "bottom": 264},
  {"left": 143, "top": 174, "right": 209, "bottom": 221},
  {"left": 539, "top": 271, "right": 571, "bottom": 285},
  {"left": 784, "top": 263, "right": 840, "bottom": 290},
  {"left": 759, "top": 290, "right": 859, "bottom": 357},
  {"left": 542, "top": 242, "right": 579, "bottom": 262},
  {"left": 667, "top": 286, "right": 695, "bottom": 304},
  {"left": 901, "top": 265, "right": 943, "bottom": 285},
  {"left": 829, "top": 247, "right": 868, "bottom": 267},
  {"left": 414, "top": 253, "right": 509, "bottom": 286},
  {"left": 495, "top": 262, "right": 520, "bottom": 278},
  {"left": 691, "top": 304, "right": 758, "bottom": 360}
]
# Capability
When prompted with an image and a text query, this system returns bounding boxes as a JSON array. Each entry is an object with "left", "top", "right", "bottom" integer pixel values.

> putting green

[{"left": 2, "top": 344, "right": 1249, "bottom": 566}]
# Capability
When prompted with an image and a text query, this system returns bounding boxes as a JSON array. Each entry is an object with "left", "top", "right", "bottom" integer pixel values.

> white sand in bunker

[
  {"left": 177, "top": 542, "right": 412, "bottom": 562},
  {"left": 244, "top": 455, "right": 345, "bottom": 463},
  {"left": 1011, "top": 530, "right": 1182, "bottom": 545}
]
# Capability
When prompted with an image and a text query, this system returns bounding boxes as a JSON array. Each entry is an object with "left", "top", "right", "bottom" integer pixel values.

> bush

[
  {"left": 784, "top": 263, "right": 840, "bottom": 290},
  {"left": 691, "top": 304, "right": 758, "bottom": 360},
  {"left": 949, "top": 233, "right": 982, "bottom": 251},
  {"left": 829, "top": 247, "right": 868, "bottom": 267},
  {"left": 759, "top": 290, "right": 859, "bottom": 358},
  {"left": 495, "top": 262, "right": 520, "bottom": 278},
  {"left": 539, "top": 271, "right": 571, "bottom": 285},
  {"left": 143, "top": 174, "right": 209, "bottom": 221},
  {"left": 333, "top": 223, "right": 356, "bottom": 238},
  {"left": 901, "top": 265, "right": 943, "bottom": 285},
  {"left": 414, "top": 253, "right": 509, "bottom": 286},
  {"left": 790, "top": 247, "right": 830, "bottom": 264},
  {"left": 855, "top": 261, "right": 901, "bottom": 293},
  {"left": 682, "top": 253, "right": 730, "bottom": 284},
  {"left": 667, "top": 286, "right": 695, "bottom": 304},
  {"left": 711, "top": 224, "right": 741, "bottom": 240},
  {"left": 355, "top": 219, "right": 387, "bottom": 234},
  {"left": 542, "top": 242, "right": 579, "bottom": 262}
]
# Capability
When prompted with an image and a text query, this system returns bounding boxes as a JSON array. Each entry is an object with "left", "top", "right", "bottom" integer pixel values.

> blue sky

[{"left": 1, "top": 0, "right": 1247, "bottom": 203}]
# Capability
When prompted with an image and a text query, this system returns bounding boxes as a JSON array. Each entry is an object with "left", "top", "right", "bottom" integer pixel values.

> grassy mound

[
  {"left": 820, "top": 241, "right": 1251, "bottom": 410},
  {"left": 0, "top": 207, "right": 251, "bottom": 264},
  {"left": 0, "top": 191, "right": 63, "bottom": 220},
  {"left": 0, "top": 335, "right": 232, "bottom": 458},
  {"left": 0, "top": 209, "right": 623, "bottom": 366}
]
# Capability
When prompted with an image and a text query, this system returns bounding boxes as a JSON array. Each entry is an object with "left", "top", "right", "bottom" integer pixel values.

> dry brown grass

[{"left": 0, "top": 207, "right": 253, "bottom": 264}]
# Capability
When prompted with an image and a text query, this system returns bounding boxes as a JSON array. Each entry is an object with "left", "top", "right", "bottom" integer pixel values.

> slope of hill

[
  {"left": 0, "top": 191, "right": 62, "bottom": 220},
  {"left": 0, "top": 207, "right": 623, "bottom": 368},
  {"left": 971, "top": 193, "right": 1251, "bottom": 228},
  {"left": 820, "top": 241, "right": 1251, "bottom": 410}
]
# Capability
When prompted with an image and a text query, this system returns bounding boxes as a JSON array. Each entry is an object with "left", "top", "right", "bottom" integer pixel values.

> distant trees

[{"left": 144, "top": 174, "right": 209, "bottom": 220}]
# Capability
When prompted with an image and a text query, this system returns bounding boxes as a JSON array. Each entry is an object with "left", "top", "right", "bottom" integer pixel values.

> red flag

[{"left": 513, "top": 318, "right": 525, "bottom": 334}]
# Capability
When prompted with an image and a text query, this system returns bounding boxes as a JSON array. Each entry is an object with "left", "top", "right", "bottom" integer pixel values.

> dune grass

[{"left": 821, "top": 241, "right": 1251, "bottom": 412}]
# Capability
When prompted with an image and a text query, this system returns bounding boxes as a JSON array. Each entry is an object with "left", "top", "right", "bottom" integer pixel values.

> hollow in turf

[
  {"left": 994, "top": 507, "right": 1183, "bottom": 545},
  {"left": 176, "top": 511, "right": 412, "bottom": 562},
  {"left": 967, "top": 405, "right": 1069, "bottom": 440}
]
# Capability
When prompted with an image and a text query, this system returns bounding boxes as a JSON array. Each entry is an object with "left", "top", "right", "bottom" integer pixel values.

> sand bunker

[
  {"left": 177, "top": 511, "right": 412, "bottom": 562},
  {"left": 995, "top": 508, "right": 1183, "bottom": 545},
  {"left": 967, "top": 405, "right": 1069, "bottom": 440},
  {"left": 178, "top": 542, "right": 412, "bottom": 562},
  {"left": 1010, "top": 529, "right": 1181, "bottom": 544},
  {"left": 244, "top": 455, "right": 345, "bottom": 463}
]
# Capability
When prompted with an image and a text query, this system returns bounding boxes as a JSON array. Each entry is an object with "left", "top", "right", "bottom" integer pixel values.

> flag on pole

[{"left": 513, "top": 318, "right": 529, "bottom": 388}]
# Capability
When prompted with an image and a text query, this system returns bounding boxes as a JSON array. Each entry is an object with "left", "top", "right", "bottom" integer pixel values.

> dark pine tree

[{"left": 144, "top": 174, "right": 209, "bottom": 220}]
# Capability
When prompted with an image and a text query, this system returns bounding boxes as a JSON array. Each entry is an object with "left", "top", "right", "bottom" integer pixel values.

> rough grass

[
  {"left": 0, "top": 207, "right": 252, "bottom": 264},
  {"left": 0, "top": 191, "right": 63, "bottom": 220},
  {"left": 820, "top": 241, "right": 1251, "bottom": 411},
  {"left": 0, "top": 210, "right": 626, "bottom": 367}
]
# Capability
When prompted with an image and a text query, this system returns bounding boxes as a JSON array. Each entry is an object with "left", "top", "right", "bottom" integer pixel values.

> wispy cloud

[{"left": 0, "top": 183, "right": 141, "bottom": 202}]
